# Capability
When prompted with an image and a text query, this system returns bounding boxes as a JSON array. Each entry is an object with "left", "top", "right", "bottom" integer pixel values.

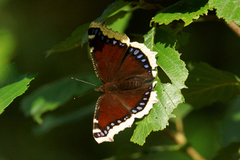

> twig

[
  {"left": 162, "top": 118, "right": 206, "bottom": 160},
  {"left": 227, "top": 21, "right": 240, "bottom": 37},
  {"left": 186, "top": 146, "right": 206, "bottom": 160}
]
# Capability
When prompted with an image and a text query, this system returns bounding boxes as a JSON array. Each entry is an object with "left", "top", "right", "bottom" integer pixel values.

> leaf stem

[
  {"left": 227, "top": 21, "right": 240, "bottom": 38},
  {"left": 163, "top": 118, "right": 206, "bottom": 160}
]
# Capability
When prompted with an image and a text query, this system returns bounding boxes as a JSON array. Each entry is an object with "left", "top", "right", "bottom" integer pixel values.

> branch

[
  {"left": 227, "top": 21, "right": 240, "bottom": 38},
  {"left": 163, "top": 118, "right": 206, "bottom": 160}
]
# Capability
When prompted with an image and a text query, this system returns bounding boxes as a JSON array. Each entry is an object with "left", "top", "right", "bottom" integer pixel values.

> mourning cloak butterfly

[{"left": 88, "top": 22, "right": 158, "bottom": 143}]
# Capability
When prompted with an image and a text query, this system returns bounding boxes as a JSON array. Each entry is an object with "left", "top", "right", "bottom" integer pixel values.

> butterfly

[{"left": 88, "top": 22, "right": 158, "bottom": 143}]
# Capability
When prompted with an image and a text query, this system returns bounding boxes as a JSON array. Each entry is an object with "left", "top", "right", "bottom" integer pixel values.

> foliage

[
  {"left": 151, "top": 0, "right": 211, "bottom": 26},
  {"left": 183, "top": 62, "right": 240, "bottom": 108},
  {"left": 20, "top": 74, "right": 100, "bottom": 123},
  {"left": 209, "top": 0, "right": 240, "bottom": 25},
  {"left": 1, "top": 0, "right": 240, "bottom": 159},
  {"left": 0, "top": 63, "right": 36, "bottom": 114},
  {"left": 130, "top": 28, "right": 188, "bottom": 145}
]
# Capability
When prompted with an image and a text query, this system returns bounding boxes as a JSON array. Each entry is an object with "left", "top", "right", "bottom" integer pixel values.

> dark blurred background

[{"left": 0, "top": 0, "right": 240, "bottom": 160}]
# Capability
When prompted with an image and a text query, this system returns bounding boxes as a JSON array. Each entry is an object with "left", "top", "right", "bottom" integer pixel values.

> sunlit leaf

[
  {"left": 0, "top": 63, "right": 36, "bottom": 114},
  {"left": 209, "top": 0, "right": 240, "bottom": 25},
  {"left": 131, "top": 79, "right": 185, "bottom": 145},
  {"left": 131, "top": 28, "right": 188, "bottom": 145},
  {"left": 106, "top": 5, "right": 132, "bottom": 33},
  {"left": 151, "top": 0, "right": 211, "bottom": 26},
  {"left": 155, "top": 44, "right": 188, "bottom": 89}
]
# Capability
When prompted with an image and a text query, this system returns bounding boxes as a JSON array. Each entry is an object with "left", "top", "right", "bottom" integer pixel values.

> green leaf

[
  {"left": 184, "top": 109, "right": 222, "bottom": 159},
  {"left": 159, "top": 23, "right": 191, "bottom": 47},
  {"left": 89, "top": 0, "right": 131, "bottom": 42},
  {"left": 0, "top": 63, "right": 36, "bottom": 114},
  {"left": 209, "top": 0, "right": 240, "bottom": 25},
  {"left": 170, "top": 103, "right": 193, "bottom": 123},
  {"left": 106, "top": 5, "right": 132, "bottom": 33},
  {"left": 131, "top": 28, "right": 188, "bottom": 145},
  {"left": 33, "top": 102, "right": 95, "bottom": 134},
  {"left": 182, "top": 62, "right": 240, "bottom": 109},
  {"left": 46, "top": 23, "right": 90, "bottom": 56},
  {"left": 151, "top": 0, "right": 212, "bottom": 26},
  {"left": 20, "top": 74, "right": 101, "bottom": 124},
  {"left": 46, "top": 0, "right": 131, "bottom": 55},
  {"left": 155, "top": 43, "right": 188, "bottom": 89},
  {"left": 145, "top": 28, "right": 188, "bottom": 88},
  {"left": 105, "top": 11, "right": 129, "bottom": 26},
  {"left": 221, "top": 95, "right": 240, "bottom": 146},
  {"left": 0, "top": 29, "right": 15, "bottom": 69},
  {"left": 213, "top": 142, "right": 240, "bottom": 160},
  {"left": 95, "top": 0, "right": 131, "bottom": 23},
  {"left": 145, "top": 27, "right": 176, "bottom": 49},
  {"left": 131, "top": 79, "right": 185, "bottom": 145}
]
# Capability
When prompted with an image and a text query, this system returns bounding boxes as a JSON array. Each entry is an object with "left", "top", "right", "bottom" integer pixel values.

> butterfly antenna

[
  {"left": 71, "top": 77, "right": 97, "bottom": 100},
  {"left": 73, "top": 90, "right": 95, "bottom": 100},
  {"left": 71, "top": 77, "right": 97, "bottom": 86}
]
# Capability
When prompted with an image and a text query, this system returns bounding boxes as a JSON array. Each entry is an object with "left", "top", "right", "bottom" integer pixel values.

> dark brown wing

[
  {"left": 92, "top": 82, "right": 157, "bottom": 143},
  {"left": 88, "top": 22, "right": 130, "bottom": 83}
]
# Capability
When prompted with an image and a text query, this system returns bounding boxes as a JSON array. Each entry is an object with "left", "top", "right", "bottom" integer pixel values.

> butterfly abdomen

[
  {"left": 96, "top": 78, "right": 144, "bottom": 93},
  {"left": 119, "top": 79, "right": 143, "bottom": 90}
]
